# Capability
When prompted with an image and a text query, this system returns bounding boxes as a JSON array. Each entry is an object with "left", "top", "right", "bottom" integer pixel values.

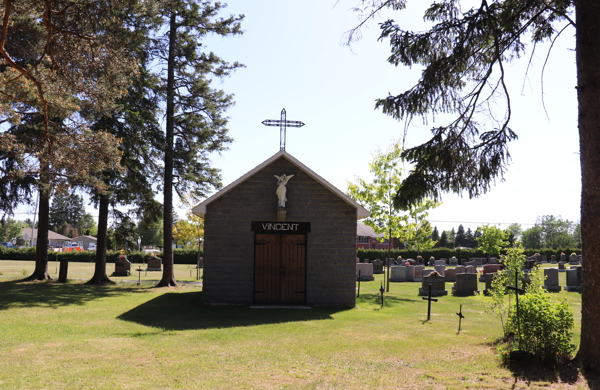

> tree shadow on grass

[
  {"left": 118, "top": 291, "right": 350, "bottom": 330},
  {"left": 356, "top": 293, "right": 420, "bottom": 307},
  {"left": 0, "top": 280, "right": 146, "bottom": 310},
  {"left": 487, "top": 345, "right": 586, "bottom": 388}
]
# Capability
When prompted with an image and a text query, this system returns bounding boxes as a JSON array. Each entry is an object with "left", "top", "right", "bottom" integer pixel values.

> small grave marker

[
  {"left": 456, "top": 304, "right": 465, "bottom": 332},
  {"left": 506, "top": 271, "right": 525, "bottom": 350},
  {"left": 422, "top": 284, "right": 438, "bottom": 321}
]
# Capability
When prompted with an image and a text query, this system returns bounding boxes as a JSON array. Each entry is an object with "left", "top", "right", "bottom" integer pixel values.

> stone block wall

[{"left": 203, "top": 156, "right": 357, "bottom": 307}]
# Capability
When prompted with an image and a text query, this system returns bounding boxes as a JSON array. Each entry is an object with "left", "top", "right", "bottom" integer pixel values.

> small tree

[
  {"left": 348, "top": 142, "right": 408, "bottom": 291},
  {"left": 476, "top": 225, "right": 508, "bottom": 259}
]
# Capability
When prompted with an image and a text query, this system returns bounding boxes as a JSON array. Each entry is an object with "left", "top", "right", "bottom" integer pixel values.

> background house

[
  {"left": 356, "top": 222, "right": 398, "bottom": 250},
  {"left": 71, "top": 235, "right": 97, "bottom": 249},
  {"left": 22, "top": 228, "right": 71, "bottom": 248}
]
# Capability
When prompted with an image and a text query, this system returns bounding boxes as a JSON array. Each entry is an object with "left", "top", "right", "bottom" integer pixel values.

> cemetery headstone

[
  {"left": 543, "top": 268, "right": 561, "bottom": 292},
  {"left": 524, "top": 259, "right": 536, "bottom": 270},
  {"left": 551, "top": 255, "right": 557, "bottom": 264},
  {"left": 372, "top": 259, "right": 384, "bottom": 274},
  {"left": 455, "top": 265, "right": 466, "bottom": 274},
  {"left": 422, "top": 269, "right": 435, "bottom": 278},
  {"left": 444, "top": 267, "right": 457, "bottom": 282},
  {"left": 482, "top": 264, "right": 504, "bottom": 282},
  {"left": 434, "top": 260, "right": 446, "bottom": 266},
  {"left": 390, "top": 266, "right": 407, "bottom": 282},
  {"left": 541, "top": 255, "right": 547, "bottom": 263},
  {"left": 558, "top": 261, "right": 566, "bottom": 272},
  {"left": 483, "top": 272, "right": 496, "bottom": 296},
  {"left": 565, "top": 267, "right": 582, "bottom": 292},
  {"left": 569, "top": 254, "right": 579, "bottom": 265},
  {"left": 435, "top": 265, "right": 446, "bottom": 277},
  {"left": 405, "top": 265, "right": 416, "bottom": 281},
  {"left": 465, "top": 265, "right": 477, "bottom": 274},
  {"left": 414, "top": 265, "right": 424, "bottom": 281},
  {"left": 419, "top": 272, "right": 447, "bottom": 297},
  {"left": 452, "top": 272, "right": 478, "bottom": 296},
  {"left": 449, "top": 257, "right": 458, "bottom": 266},
  {"left": 147, "top": 256, "right": 162, "bottom": 271},
  {"left": 114, "top": 256, "right": 131, "bottom": 276},
  {"left": 356, "top": 263, "right": 374, "bottom": 281}
]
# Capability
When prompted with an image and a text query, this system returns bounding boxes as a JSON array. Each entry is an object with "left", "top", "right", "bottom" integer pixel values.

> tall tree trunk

[
  {"left": 576, "top": 0, "right": 600, "bottom": 372},
  {"left": 23, "top": 184, "right": 51, "bottom": 281},
  {"left": 86, "top": 193, "right": 114, "bottom": 285},
  {"left": 157, "top": 11, "right": 177, "bottom": 287}
]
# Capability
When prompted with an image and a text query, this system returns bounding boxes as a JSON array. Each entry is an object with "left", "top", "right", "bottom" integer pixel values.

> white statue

[{"left": 274, "top": 174, "right": 294, "bottom": 208}]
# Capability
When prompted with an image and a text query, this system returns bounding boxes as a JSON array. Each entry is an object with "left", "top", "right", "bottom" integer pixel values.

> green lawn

[{"left": 0, "top": 261, "right": 594, "bottom": 390}]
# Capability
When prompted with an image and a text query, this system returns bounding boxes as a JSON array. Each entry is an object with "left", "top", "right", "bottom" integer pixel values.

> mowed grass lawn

[{"left": 0, "top": 261, "right": 594, "bottom": 390}]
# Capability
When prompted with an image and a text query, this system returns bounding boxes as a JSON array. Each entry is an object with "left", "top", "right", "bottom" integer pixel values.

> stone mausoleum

[{"left": 192, "top": 150, "right": 368, "bottom": 307}]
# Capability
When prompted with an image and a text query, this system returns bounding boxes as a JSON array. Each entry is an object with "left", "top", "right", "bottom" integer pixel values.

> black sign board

[{"left": 251, "top": 221, "right": 311, "bottom": 234}]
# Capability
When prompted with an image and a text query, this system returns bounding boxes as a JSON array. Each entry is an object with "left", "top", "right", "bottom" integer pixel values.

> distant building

[
  {"left": 22, "top": 228, "right": 70, "bottom": 248},
  {"left": 356, "top": 222, "right": 398, "bottom": 250},
  {"left": 71, "top": 235, "right": 97, "bottom": 249}
]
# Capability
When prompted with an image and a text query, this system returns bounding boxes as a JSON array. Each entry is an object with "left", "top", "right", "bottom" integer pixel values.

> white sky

[{"left": 11, "top": 1, "right": 581, "bottom": 234}]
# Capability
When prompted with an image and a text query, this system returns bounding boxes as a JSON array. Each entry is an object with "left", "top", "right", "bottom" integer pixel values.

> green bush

[{"left": 506, "top": 291, "right": 576, "bottom": 361}]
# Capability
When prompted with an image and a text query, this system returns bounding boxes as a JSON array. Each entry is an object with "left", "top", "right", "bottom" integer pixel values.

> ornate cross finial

[{"left": 262, "top": 108, "right": 305, "bottom": 151}]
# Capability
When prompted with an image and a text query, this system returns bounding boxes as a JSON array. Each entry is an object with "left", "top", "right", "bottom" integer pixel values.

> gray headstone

[
  {"left": 372, "top": 259, "right": 384, "bottom": 274},
  {"left": 565, "top": 267, "right": 582, "bottom": 292},
  {"left": 390, "top": 266, "right": 407, "bottom": 282},
  {"left": 455, "top": 265, "right": 466, "bottom": 274},
  {"left": 356, "top": 263, "right": 374, "bottom": 281},
  {"left": 543, "top": 268, "right": 561, "bottom": 292},
  {"left": 405, "top": 265, "right": 416, "bottom": 281},
  {"left": 419, "top": 273, "right": 447, "bottom": 296},
  {"left": 434, "top": 260, "right": 446, "bottom": 266},
  {"left": 465, "top": 265, "right": 477, "bottom": 274},
  {"left": 453, "top": 272, "right": 478, "bottom": 296},
  {"left": 435, "top": 265, "right": 446, "bottom": 277}
]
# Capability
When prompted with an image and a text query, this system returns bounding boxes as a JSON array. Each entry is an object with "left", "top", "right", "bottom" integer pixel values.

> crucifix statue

[{"left": 262, "top": 108, "right": 305, "bottom": 151}]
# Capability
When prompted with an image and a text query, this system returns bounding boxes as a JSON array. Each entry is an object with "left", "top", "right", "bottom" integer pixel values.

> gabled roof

[
  {"left": 192, "top": 150, "right": 369, "bottom": 220},
  {"left": 357, "top": 222, "right": 384, "bottom": 238},
  {"left": 22, "top": 228, "right": 71, "bottom": 241},
  {"left": 71, "top": 235, "right": 97, "bottom": 241}
]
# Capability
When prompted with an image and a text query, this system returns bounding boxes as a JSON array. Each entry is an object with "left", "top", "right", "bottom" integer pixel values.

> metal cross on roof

[{"left": 262, "top": 108, "right": 305, "bottom": 151}]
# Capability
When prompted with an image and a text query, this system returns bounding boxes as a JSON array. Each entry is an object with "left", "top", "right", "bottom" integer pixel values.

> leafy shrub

[{"left": 506, "top": 291, "right": 576, "bottom": 361}]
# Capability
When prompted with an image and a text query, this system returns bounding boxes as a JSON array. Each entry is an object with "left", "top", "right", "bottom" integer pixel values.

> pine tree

[
  {"left": 455, "top": 224, "right": 466, "bottom": 248},
  {"left": 151, "top": 1, "right": 243, "bottom": 287},
  {"left": 345, "top": 0, "right": 600, "bottom": 368}
]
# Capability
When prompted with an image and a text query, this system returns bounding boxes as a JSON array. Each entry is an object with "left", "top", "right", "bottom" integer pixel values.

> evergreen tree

[
  {"left": 455, "top": 224, "right": 466, "bottom": 247},
  {"left": 151, "top": 1, "right": 243, "bottom": 287},
  {"left": 438, "top": 230, "right": 449, "bottom": 248},
  {"left": 1, "top": 1, "right": 147, "bottom": 280},
  {"left": 431, "top": 226, "right": 440, "bottom": 242},
  {"left": 465, "top": 227, "right": 474, "bottom": 248},
  {"left": 49, "top": 192, "right": 85, "bottom": 236},
  {"left": 473, "top": 228, "right": 483, "bottom": 249},
  {"left": 344, "top": 0, "right": 600, "bottom": 368}
]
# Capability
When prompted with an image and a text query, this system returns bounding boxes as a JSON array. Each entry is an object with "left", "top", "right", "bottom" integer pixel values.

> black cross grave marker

[
  {"left": 456, "top": 304, "right": 465, "bottom": 332},
  {"left": 422, "top": 284, "right": 438, "bottom": 321},
  {"left": 506, "top": 270, "right": 525, "bottom": 350},
  {"left": 262, "top": 108, "right": 305, "bottom": 151}
]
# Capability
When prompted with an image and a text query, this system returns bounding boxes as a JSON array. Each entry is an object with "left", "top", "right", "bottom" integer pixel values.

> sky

[{"left": 11, "top": 1, "right": 581, "bottom": 234}]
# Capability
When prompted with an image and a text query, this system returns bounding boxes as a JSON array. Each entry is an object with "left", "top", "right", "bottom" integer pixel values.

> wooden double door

[{"left": 254, "top": 234, "right": 306, "bottom": 304}]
